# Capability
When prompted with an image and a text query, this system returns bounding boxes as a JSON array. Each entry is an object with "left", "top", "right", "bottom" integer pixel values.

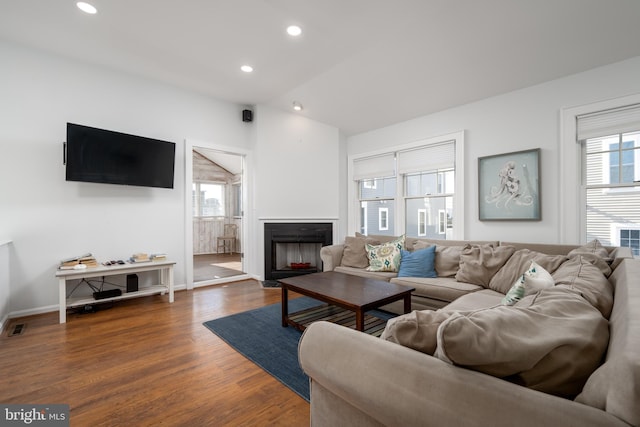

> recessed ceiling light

[
  {"left": 287, "top": 25, "right": 302, "bottom": 37},
  {"left": 240, "top": 65, "right": 253, "bottom": 73},
  {"left": 76, "top": 2, "right": 97, "bottom": 14},
  {"left": 292, "top": 101, "right": 303, "bottom": 111}
]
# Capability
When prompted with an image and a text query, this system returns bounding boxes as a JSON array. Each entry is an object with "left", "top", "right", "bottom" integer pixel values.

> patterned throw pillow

[
  {"left": 365, "top": 235, "right": 405, "bottom": 272},
  {"left": 502, "top": 261, "right": 554, "bottom": 306}
]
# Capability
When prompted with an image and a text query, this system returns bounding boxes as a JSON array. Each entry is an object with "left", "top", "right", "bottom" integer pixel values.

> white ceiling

[{"left": 2, "top": 0, "right": 640, "bottom": 136}]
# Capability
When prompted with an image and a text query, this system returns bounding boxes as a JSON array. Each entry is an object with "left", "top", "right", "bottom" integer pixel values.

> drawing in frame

[{"left": 478, "top": 148, "right": 540, "bottom": 221}]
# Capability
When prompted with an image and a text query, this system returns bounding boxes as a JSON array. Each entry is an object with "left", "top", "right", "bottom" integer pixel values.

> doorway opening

[{"left": 192, "top": 147, "right": 245, "bottom": 283}]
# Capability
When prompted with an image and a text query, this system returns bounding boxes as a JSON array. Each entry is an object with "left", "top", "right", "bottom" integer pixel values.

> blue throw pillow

[{"left": 397, "top": 246, "right": 437, "bottom": 278}]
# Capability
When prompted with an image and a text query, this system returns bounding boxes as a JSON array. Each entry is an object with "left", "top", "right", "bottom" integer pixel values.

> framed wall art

[{"left": 478, "top": 148, "right": 540, "bottom": 221}]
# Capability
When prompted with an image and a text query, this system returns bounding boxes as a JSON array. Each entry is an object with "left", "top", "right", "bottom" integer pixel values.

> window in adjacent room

[
  {"left": 193, "top": 182, "right": 225, "bottom": 217},
  {"left": 579, "top": 104, "right": 640, "bottom": 255}
]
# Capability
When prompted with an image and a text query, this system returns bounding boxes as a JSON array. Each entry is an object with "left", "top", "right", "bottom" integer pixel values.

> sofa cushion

[
  {"left": 340, "top": 235, "right": 380, "bottom": 268},
  {"left": 436, "top": 245, "right": 465, "bottom": 277},
  {"left": 381, "top": 309, "right": 455, "bottom": 355},
  {"left": 568, "top": 238, "right": 611, "bottom": 260},
  {"left": 567, "top": 239, "right": 612, "bottom": 277},
  {"left": 334, "top": 266, "right": 396, "bottom": 281},
  {"left": 357, "top": 232, "right": 401, "bottom": 244},
  {"left": 445, "top": 289, "right": 503, "bottom": 311},
  {"left": 411, "top": 239, "right": 432, "bottom": 252},
  {"left": 552, "top": 255, "right": 614, "bottom": 319},
  {"left": 488, "top": 249, "right": 567, "bottom": 294},
  {"left": 397, "top": 246, "right": 436, "bottom": 278},
  {"left": 501, "top": 262, "right": 554, "bottom": 306},
  {"left": 455, "top": 244, "right": 515, "bottom": 287},
  {"left": 366, "top": 235, "right": 405, "bottom": 272},
  {"left": 390, "top": 277, "right": 482, "bottom": 302},
  {"left": 434, "top": 287, "right": 609, "bottom": 398},
  {"left": 414, "top": 238, "right": 500, "bottom": 249},
  {"left": 414, "top": 244, "right": 467, "bottom": 277}
]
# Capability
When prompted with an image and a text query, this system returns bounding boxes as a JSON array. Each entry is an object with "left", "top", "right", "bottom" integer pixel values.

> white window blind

[
  {"left": 577, "top": 104, "right": 640, "bottom": 141},
  {"left": 352, "top": 153, "right": 395, "bottom": 180},
  {"left": 397, "top": 141, "right": 455, "bottom": 174}
]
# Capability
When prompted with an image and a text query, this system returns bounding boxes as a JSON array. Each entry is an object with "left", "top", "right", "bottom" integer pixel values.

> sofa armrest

[
  {"left": 299, "top": 321, "right": 628, "bottom": 427},
  {"left": 320, "top": 244, "right": 344, "bottom": 271},
  {"left": 609, "top": 246, "right": 633, "bottom": 260}
]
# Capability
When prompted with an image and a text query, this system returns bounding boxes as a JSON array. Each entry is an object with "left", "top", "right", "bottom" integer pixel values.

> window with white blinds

[
  {"left": 577, "top": 103, "right": 640, "bottom": 141},
  {"left": 352, "top": 153, "right": 396, "bottom": 181},
  {"left": 397, "top": 141, "right": 455, "bottom": 174},
  {"left": 578, "top": 103, "right": 640, "bottom": 257},
  {"left": 352, "top": 138, "right": 458, "bottom": 239}
]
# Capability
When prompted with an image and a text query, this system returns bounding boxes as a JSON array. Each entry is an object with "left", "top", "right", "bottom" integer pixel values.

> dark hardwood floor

[
  {"left": 0, "top": 280, "right": 308, "bottom": 426},
  {"left": 194, "top": 253, "right": 243, "bottom": 282}
]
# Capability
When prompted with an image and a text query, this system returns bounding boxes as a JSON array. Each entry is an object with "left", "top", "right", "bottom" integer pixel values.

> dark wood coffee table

[{"left": 279, "top": 271, "right": 415, "bottom": 334}]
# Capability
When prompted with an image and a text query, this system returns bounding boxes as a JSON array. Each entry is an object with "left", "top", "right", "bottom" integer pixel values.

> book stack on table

[
  {"left": 130, "top": 253, "right": 150, "bottom": 263},
  {"left": 59, "top": 253, "right": 98, "bottom": 270}
]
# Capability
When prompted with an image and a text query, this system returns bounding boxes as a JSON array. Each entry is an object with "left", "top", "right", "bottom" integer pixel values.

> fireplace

[{"left": 264, "top": 222, "right": 333, "bottom": 285}]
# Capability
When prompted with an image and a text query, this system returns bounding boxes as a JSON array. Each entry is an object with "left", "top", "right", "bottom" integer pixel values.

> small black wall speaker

[
  {"left": 242, "top": 109, "right": 253, "bottom": 122},
  {"left": 126, "top": 274, "right": 138, "bottom": 293}
]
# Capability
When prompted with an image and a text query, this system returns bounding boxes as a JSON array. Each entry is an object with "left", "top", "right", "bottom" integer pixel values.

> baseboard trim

[
  {"left": 193, "top": 274, "right": 253, "bottom": 288},
  {"left": 8, "top": 304, "right": 59, "bottom": 320},
  {"left": 7, "top": 284, "right": 190, "bottom": 321}
]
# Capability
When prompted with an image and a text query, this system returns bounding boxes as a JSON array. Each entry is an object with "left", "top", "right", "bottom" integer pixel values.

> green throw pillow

[
  {"left": 366, "top": 235, "right": 405, "bottom": 272},
  {"left": 502, "top": 261, "right": 554, "bottom": 306}
]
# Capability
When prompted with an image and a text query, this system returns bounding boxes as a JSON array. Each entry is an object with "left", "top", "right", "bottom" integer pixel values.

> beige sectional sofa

[
  {"left": 319, "top": 235, "right": 630, "bottom": 313},
  {"left": 299, "top": 236, "right": 640, "bottom": 426}
]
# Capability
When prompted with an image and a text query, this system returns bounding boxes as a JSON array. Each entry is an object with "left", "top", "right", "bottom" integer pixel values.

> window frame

[
  {"left": 348, "top": 131, "right": 465, "bottom": 239},
  {"left": 378, "top": 207, "right": 389, "bottom": 231},
  {"left": 417, "top": 208, "right": 427, "bottom": 236},
  {"left": 560, "top": 94, "right": 640, "bottom": 244}
]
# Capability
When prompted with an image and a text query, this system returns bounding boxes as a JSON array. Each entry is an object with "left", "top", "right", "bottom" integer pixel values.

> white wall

[
  {"left": 347, "top": 56, "right": 640, "bottom": 244},
  {"left": 253, "top": 105, "right": 340, "bottom": 219},
  {"left": 251, "top": 105, "right": 342, "bottom": 279},
  {"left": 0, "top": 41, "right": 251, "bottom": 314}
]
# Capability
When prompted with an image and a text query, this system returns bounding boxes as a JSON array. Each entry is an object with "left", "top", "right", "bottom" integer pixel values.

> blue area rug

[
  {"left": 203, "top": 297, "right": 322, "bottom": 401},
  {"left": 203, "top": 297, "right": 394, "bottom": 401}
]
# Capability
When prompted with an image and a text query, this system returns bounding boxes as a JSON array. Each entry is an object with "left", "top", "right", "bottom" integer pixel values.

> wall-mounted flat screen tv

[{"left": 65, "top": 123, "right": 176, "bottom": 189}]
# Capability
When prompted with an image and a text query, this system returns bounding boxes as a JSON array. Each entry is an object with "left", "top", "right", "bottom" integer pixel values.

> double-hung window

[
  {"left": 400, "top": 143, "right": 455, "bottom": 239},
  {"left": 351, "top": 134, "right": 462, "bottom": 239},
  {"left": 354, "top": 153, "right": 397, "bottom": 236},
  {"left": 578, "top": 104, "right": 640, "bottom": 256}
]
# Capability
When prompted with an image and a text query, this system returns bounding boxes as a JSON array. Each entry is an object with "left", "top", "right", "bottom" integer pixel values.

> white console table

[{"left": 55, "top": 260, "right": 175, "bottom": 324}]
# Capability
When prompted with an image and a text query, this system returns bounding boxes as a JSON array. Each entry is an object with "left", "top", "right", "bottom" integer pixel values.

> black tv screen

[{"left": 65, "top": 123, "right": 176, "bottom": 189}]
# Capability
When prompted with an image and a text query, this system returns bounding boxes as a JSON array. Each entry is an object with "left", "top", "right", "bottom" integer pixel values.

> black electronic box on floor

[{"left": 126, "top": 274, "right": 139, "bottom": 292}]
